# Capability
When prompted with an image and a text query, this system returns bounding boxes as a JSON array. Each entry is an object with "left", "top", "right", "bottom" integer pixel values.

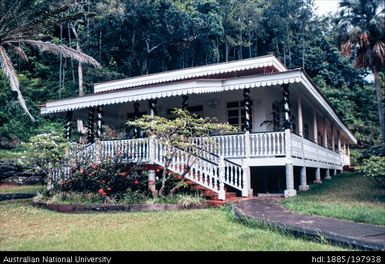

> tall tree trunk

[
  {"left": 373, "top": 69, "right": 385, "bottom": 144},
  {"left": 78, "top": 47, "right": 83, "bottom": 96},
  {"left": 71, "top": 24, "right": 84, "bottom": 96},
  {"left": 99, "top": 29, "right": 102, "bottom": 62},
  {"left": 68, "top": 23, "right": 76, "bottom": 85},
  {"left": 59, "top": 23, "right": 63, "bottom": 96}
]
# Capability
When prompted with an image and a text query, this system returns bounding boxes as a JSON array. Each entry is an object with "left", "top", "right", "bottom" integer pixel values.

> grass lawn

[
  {"left": 0, "top": 199, "right": 343, "bottom": 251},
  {"left": 0, "top": 184, "right": 44, "bottom": 194},
  {"left": 282, "top": 172, "right": 385, "bottom": 226}
]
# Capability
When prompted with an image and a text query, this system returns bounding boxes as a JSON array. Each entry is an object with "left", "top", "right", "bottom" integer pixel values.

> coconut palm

[
  {"left": 0, "top": 0, "right": 100, "bottom": 122},
  {"left": 336, "top": 0, "right": 385, "bottom": 143}
]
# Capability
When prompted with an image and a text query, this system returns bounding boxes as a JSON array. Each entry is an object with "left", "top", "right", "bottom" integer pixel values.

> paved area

[{"left": 234, "top": 199, "right": 385, "bottom": 251}]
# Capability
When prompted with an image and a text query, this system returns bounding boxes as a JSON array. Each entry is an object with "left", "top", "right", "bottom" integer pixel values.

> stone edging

[
  {"left": 32, "top": 201, "right": 209, "bottom": 213},
  {"left": 0, "top": 193, "right": 35, "bottom": 201}
]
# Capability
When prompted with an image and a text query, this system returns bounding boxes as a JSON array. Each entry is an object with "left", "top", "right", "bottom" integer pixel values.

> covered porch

[{"left": 42, "top": 66, "right": 356, "bottom": 198}]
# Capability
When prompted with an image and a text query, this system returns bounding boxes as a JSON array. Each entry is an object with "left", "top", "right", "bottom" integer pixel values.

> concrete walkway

[{"left": 233, "top": 199, "right": 385, "bottom": 251}]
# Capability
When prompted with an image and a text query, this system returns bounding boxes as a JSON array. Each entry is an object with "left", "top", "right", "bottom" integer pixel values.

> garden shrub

[{"left": 362, "top": 156, "right": 385, "bottom": 188}]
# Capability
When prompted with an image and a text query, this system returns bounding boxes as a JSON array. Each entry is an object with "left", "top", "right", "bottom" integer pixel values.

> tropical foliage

[
  {"left": 19, "top": 132, "right": 68, "bottom": 180},
  {"left": 0, "top": 0, "right": 383, "bottom": 162},
  {"left": 0, "top": 0, "right": 100, "bottom": 121},
  {"left": 336, "top": 0, "right": 385, "bottom": 143},
  {"left": 362, "top": 156, "right": 385, "bottom": 188}
]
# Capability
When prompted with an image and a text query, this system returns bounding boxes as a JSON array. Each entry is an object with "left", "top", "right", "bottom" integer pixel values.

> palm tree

[
  {"left": 336, "top": 0, "right": 385, "bottom": 143},
  {"left": 0, "top": 0, "right": 101, "bottom": 122}
]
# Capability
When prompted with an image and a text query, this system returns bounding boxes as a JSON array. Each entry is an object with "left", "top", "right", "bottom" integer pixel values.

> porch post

[
  {"left": 96, "top": 106, "right": 103, "bottom": 138},
  {"left": 324, "top": 118, "right": 328, "bottom": 148},
  {"left": 87, "top": 108, "right": 95, "bottom": 144},
  {"left": 299, "top": 167, "right": 309, "bottom": 191},
  {"left": 243, "top": 88, "right": 252, "bottom": 132},
  {"left": 347, "top": 144, "right": 350, "bottom": 157},
  {"left": 65, "top": 111, "right": 73, "bottom": 141},
  {"left": 134, "top": 102, "right": 140, "bottom": 118},
  {"left": 313, "top": 110, "right": 318, "bottom": 144},
  {"left": 182, "top": 95, "right": 189, "bottom": 110},
  {"left": 283, "top": 84, "right": 296, "bottom": 197},
  {"left": 313, "top": 109, "right": 321, "bottom": 184},
  {"left": 314, "top": 167, "right": 322, "bottom": 183},
  {"left": 325, "top": 168, "right": 331, "bottom": 180},
  {"left": 149, "top": 99, "right": 157, "bottom": 117},
  {"left": 297, "top": 95, "right": 303, "bottom": 137},
  {"left": 331, "top": 124, "right": 335, "bottom": 151},
  {"left": 298, "top": 95, "right": 308, "bottom": 191}
]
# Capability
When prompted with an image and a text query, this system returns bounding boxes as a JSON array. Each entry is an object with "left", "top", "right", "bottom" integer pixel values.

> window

[{"left": 227, "top": 101, "right": 253, "bottom": 131}]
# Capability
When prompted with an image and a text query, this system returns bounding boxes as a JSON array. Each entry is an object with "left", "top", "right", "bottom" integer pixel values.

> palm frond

[
  {"left": 341, "top": 40, "right": 353, "bottom": 56},
  {"left": 0, "top": 0, "right": 22, "bottom": 27},
  {"left": 0, "top": 46, "right": 35, "bottom": 122},
  {"left": 10, "top": 44, "right": 28, "bottom": 61},
  {"left": 373, "top": 40, "right": 385, "bottom": 68},
  {"left": 355, "top": 46, "right": 369, "bottom": 68},
  {"left": 15, "top": 40, "right": 101, "bottom": 68}
]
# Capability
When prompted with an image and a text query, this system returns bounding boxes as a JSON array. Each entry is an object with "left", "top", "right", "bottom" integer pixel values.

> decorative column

[
  {"left": 65, "top": 111, "right": 73, "bottom": 141},
  {"left": 313, "top": 110, "right": 321, "bottom": 184},
  {"left": 149, "top": 99, "right": 157, "bottom": 117},
  {"left": 182, "top": 95, "right": 189, "bottom": 110},
  {"left": 96, "top": 106, "right": 103, "bottom": 138},
  {"left": 282, "top": 84, "right": 296, "bottom": 197},
  {"left": 243, "top": 88, "right": 252, "bottom": 132},
  {"left": 87, "top": 108, "right": 95, "bottom": 144},
  {"left": 243, "top": 88, "right": 252, "bottom": 158},
  {"left": 298, "top": 96, "right": 308, "bottom": 191}
]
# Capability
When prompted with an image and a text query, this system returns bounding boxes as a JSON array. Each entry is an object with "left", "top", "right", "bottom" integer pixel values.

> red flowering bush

[{"left": 56, "top": 159, "right": 150, "bottom": 199}]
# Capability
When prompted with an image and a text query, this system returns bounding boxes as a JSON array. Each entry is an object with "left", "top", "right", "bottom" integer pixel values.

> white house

[{"left": 41, "top": 55, "right": 356, "bottom": 200}]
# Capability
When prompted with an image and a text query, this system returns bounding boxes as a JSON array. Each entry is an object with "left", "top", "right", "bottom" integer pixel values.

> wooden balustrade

[
  {"left": 291, "top": 133, "right": 342, "bottom": 166},
  {"left": 51, "top": 131, "right": 348, "bottom": 186},
  {"left": 191, "top": 131, "right": 286, "bottom": 158}
]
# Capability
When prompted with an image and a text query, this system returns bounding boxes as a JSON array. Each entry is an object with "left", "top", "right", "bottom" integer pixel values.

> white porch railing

[
  {"left": 291, "top": 133, "right": 344, "bottom": 166},
  {"left": 52, "top": 131, "right": 349, "bottom": 197},
  {"left": 191, "top": 131, "right": 286, "bottom": 158},
  {"left": 100, "top": 138, "right": 150, "bottom": 162},
  {"left": 153, "top": 141, "right": 225, "bottom": 198}
]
